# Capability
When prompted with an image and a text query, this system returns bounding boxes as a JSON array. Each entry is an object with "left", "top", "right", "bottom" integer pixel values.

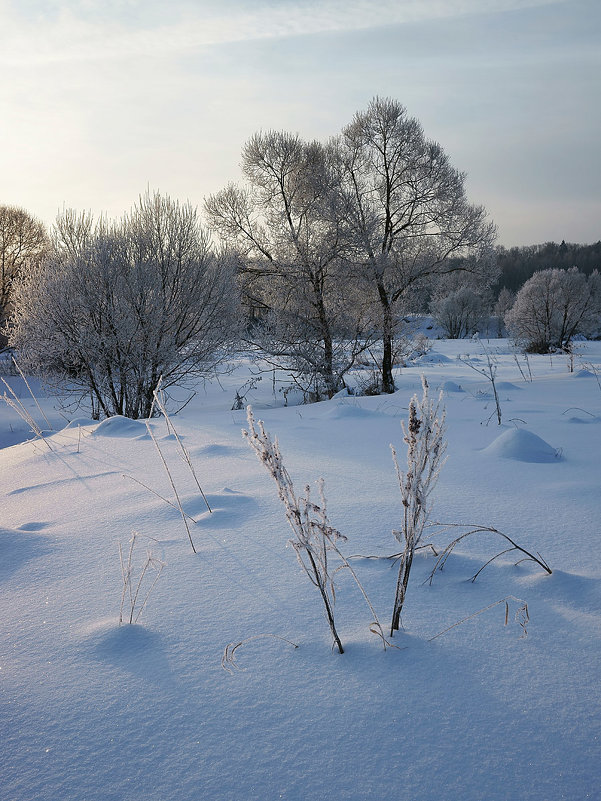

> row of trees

[
  {"left": 427, "top": 265, "right": 600, "bottom": 352},
  {"left": 496, "top": 240, "right": 601, "bottom": 293},
  {"left": 2, "top": 97, "right": 598, "bottom": 416}
]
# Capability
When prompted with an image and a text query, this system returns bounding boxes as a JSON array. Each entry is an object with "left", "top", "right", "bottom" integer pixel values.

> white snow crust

[{"left": 1, "top": 339, "right": 600, "bottom": 800}]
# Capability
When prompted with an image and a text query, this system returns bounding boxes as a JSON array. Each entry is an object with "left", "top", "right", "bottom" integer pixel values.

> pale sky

[{"left": 1, "top": 0, "right": 599, "bottom": 246}]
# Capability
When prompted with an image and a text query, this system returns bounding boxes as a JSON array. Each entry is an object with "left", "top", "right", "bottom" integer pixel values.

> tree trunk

[
  {"left": 378, "top": 281, "right": 396, "bottom": 394},
  {"left": 314, "top": 279, "right": 339, "bottom": 399}
]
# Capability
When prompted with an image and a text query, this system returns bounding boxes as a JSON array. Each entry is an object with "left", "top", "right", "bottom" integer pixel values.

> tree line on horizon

[{"left": 1, "top": 97, "right": 599, "bottom": 418}]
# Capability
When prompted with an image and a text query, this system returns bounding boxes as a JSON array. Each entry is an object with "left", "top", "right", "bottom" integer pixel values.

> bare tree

[
  {"left": 9, "top": 191, "right": 239, "bottom": 418},
  {"left": 0, "top": 205, "right": 48, "bottom": 348},
  {"left": 337, "top": 97, "right": 497, "bottom": 393},
  {"left": 505, "top": 267, "right": 600, "bottom": 353},
  {"left": 206, "top": 132, "right": 375, "bottom": 399}
]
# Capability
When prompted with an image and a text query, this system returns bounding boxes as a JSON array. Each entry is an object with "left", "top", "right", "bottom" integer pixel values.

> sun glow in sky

[{"left": 1, "top": 0, "right": 599, "bottom": 245}]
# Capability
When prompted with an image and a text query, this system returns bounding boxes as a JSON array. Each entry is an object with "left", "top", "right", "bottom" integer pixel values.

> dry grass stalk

[
  {"left": 119, "top": 531, "right": 165, "bottom": 625},
  {"left": 1, "top": 377, "right": 53, "bottom": 450},
  {"left": 151, "top": 379, "right": 212, "bottom": 513},
  {"left": 428, "top": 595, "right": 530, "bottom": 641},
  {"left": 11, "top": 357, "right": 54, "bottom": 430},
  {"left": 244, "top": 405, "right": 344, "bottom": 652},
  {"left": 459, "top": 346, "right": 503, "bottom": 425},
  {"left": 222, "top": 634, "right": 299, "bottom": 673},
  {"left": 145, "top": 420, "right": 197, "bottom": 553}
]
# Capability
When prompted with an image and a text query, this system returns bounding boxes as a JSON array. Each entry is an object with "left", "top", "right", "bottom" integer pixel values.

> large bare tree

[
  {"left": 206, "top": 131, "right": 374, "bottom": 400},
  {"left": 0, "top": 205, "right": 48, "bottom": 348},
  {"left": 337, "top": 97, "right": 497, "bottom": 392}
]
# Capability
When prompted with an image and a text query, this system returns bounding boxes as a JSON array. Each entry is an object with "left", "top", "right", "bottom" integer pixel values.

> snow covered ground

[{"left": 2, "top": 339, "right": 600, "bottom": 801}]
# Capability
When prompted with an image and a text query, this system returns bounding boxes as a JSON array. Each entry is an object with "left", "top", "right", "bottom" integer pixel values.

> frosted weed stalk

[
  {"left": 244, "top": 407, "right": 344, "bottom": 652},
  {"left": 244, "top": 406, "right": 387, "bottom": 654},
  {"left": 390, "top": 376, "right": 446, "bottom": 635}
]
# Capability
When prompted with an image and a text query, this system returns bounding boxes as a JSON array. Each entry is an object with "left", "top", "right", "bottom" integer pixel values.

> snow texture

[{"left": 1, "top": 338, "right": 601, "bottom": 801}]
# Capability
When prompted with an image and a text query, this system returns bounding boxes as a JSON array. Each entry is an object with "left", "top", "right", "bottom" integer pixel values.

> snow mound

[
  {"left": 92, "top": 416, "right": 149, "bottom": 439},
  {"left": 0, "top": 526, "right": 52, "bottom": 580},
  {"left": 495, "top": 381, "right": 521, "bottom": 391},
  {"left": 440, "top": 380, "right": 464, "bottom": 393},
  {"left": 483, "top": 428, "right": 561, "bottom": 463},
  {"left": 575, "top": 369, "right": 594, "bottom": 378}
]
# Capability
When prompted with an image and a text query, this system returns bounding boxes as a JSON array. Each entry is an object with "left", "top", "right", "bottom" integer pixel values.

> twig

[
  {"left": 222, "top": 634, "right": 299, "bottom": 673},
  {"left": 428, "top": 596, "right": 530, "bottom": 641},
  {"left": 122, "top": 474, "right": 200, "bottom": 523},
  {"left": 562, "top": 407, "right": 596, "bottom": 418},
  {"left": 425, "top": 523, "right": 552, "bottom": 584}
]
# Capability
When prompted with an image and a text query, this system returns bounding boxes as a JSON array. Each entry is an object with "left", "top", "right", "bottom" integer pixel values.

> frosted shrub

[
  {"left": 244, "top": 406, "right": 346, "bottom": 652},
  {"left": 390, "top": 377, "right": 446, "bottom": 634}
]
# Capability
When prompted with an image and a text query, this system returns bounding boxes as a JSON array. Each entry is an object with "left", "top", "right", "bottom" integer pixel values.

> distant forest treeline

[{"left": 495, "top": 240, "right": 601, "bottom": 293}]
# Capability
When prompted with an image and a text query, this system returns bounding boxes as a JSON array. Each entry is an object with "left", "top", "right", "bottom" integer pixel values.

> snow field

[{"left": 1, "top": 339, "right": 600, "bottom": 800}]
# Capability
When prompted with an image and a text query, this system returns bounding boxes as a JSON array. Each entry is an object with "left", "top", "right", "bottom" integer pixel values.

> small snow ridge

[
  {"left": 495, "top": 381, "right": 521, "bottom": 391},
  {"left": 483, "top": 428, "right": 561, "bottom": 463},
  {"left": 63, "top": 417, "right": 97, "bottom": 429},
  {"left": 419, "top": 351, "right": 451, "bottom": 363},
  {"left": 86, "top": 621, "right": 161, "bottom": 655},
  {"left": 18, "top": 522, "right": 48, "bottom": 531},
  {"left": 440, "top": 380, "right": 464, "bottom": 393},
  {"left": 326, "top": 403, "right": 379, "bottom": 419},
  {"left": 197, "top": 443, "right": 243, "bottom": 457},
  {"left": 330, "top": 387, "right": 351, "bottom": 399},
  {"left": 92, "top": 416, "right": 149, "bottom": 439}
]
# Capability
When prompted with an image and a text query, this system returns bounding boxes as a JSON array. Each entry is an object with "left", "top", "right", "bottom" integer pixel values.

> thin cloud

[{"left": 1, "top": 0, "right": 565, "bottom": 66}]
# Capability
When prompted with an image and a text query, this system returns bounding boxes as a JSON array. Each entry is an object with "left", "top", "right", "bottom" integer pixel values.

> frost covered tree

[
  {"left": 0, "top": 205, "right": 48, "bottom": 348},
  {"left": 505, "top": 267, "right": 600, "bottom": 353},
  {"left": 430, "top": 284, "right": 486, "bottom": 338},
  {"left": 9, "top": 192, "right": 239, "bottom": 418},
  {"left": 337, "top": 97, "right": 497, "bottom": 393},
  {"left": 205, "top": 131, "right": 375, "bottom": 399}
]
